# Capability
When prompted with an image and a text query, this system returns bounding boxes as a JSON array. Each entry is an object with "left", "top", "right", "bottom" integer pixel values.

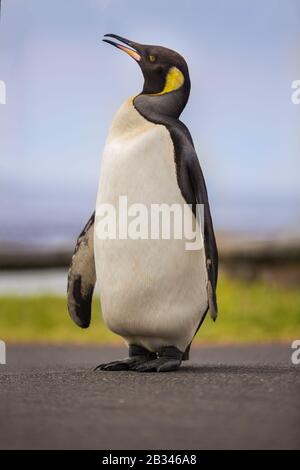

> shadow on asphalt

[{"left": 180, "top": 364, "right": 293, "bottom": 374}]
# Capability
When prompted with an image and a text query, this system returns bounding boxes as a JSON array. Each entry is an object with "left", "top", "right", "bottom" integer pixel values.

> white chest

[{"left": 97, "top": 98, "right": 182, "bottom": 208}]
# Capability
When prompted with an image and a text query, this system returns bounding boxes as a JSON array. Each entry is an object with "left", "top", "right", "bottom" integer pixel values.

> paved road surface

[{"left": 0, "top": 344, "right": 299, "bottom": 449}]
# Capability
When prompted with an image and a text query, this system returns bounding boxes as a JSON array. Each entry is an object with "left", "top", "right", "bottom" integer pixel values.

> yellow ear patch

[{"left": 153, "top": 66, "right": 184, "bottom": 95}]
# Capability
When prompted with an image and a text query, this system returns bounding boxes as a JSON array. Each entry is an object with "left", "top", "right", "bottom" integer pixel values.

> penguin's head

[{"left": 103, "top": 34, "right": 191, "bottom": 117}]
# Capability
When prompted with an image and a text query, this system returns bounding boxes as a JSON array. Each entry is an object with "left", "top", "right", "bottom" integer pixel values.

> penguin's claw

[
  {"left": 94, "top": 355, "right": 155, "bottom": 371},
  {"left": 133, "top": 357, "right": 182, "bottom": 373},
  {"left": 94, "top": 359, "right": 130, "bottom": 371}
]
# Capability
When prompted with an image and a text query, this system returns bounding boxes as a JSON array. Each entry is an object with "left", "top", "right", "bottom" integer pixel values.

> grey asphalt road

[{"left": 0, "top": 344, "right": 299, "bottom": 450}]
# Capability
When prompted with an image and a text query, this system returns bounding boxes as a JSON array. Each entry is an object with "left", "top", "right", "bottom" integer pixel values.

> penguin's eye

[{"left": 148, "top": 55, "right": 156, "bottom": 63}]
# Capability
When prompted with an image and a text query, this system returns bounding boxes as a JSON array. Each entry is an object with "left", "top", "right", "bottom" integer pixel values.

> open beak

[{"left": 102, "top": 33, "right": 141, "bottom": 62}]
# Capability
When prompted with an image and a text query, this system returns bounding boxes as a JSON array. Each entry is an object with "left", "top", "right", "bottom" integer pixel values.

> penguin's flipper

[
  {"left": 186, "top": 149, "right": 218, "bottom": 320},
  {"left": 67, "top": 212, "right": 96, "bottom": 328}
]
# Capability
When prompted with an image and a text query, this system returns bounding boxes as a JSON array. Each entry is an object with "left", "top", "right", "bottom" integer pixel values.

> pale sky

[{"left": 0, "top": 0, "right": 299, "bottom": 245}]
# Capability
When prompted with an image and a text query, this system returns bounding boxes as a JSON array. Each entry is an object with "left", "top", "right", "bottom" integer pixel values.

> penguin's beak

[{"left": 103, "top": 34, "right": 141, "bottom": 62}]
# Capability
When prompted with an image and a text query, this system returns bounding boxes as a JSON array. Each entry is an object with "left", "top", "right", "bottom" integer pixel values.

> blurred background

[{"left": 0, "top": 0, "right": 299, "bottom": 344}]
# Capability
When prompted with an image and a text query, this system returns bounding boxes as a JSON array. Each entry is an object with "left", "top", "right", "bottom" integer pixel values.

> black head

[{"left": 103, "top": 34, "right": 191, "bottom": 118}]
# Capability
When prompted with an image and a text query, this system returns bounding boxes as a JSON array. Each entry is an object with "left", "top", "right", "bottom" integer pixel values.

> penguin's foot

[
  {"left": 133, "top": 346, "right": 183, "bottom": 373},
  {"left": 94, "top": 345, "right": 156, "bottom": 371},
  {"left": 94, "top": 356, "right": 153, "bottom": 371}
]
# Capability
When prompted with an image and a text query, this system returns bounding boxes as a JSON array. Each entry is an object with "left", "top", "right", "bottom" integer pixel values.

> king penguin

[{"left": 67, "top": 34, "right": 218, "bottom": 372}]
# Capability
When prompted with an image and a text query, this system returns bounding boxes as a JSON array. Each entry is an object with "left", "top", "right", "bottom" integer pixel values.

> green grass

[{"left": 0, "top": 275, "right": 299, "bottom": 344}]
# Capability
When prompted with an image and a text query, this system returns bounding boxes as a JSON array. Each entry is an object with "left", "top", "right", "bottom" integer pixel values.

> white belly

[{"left": 94, "top": 99, "right": 208, "bottom": 352}]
